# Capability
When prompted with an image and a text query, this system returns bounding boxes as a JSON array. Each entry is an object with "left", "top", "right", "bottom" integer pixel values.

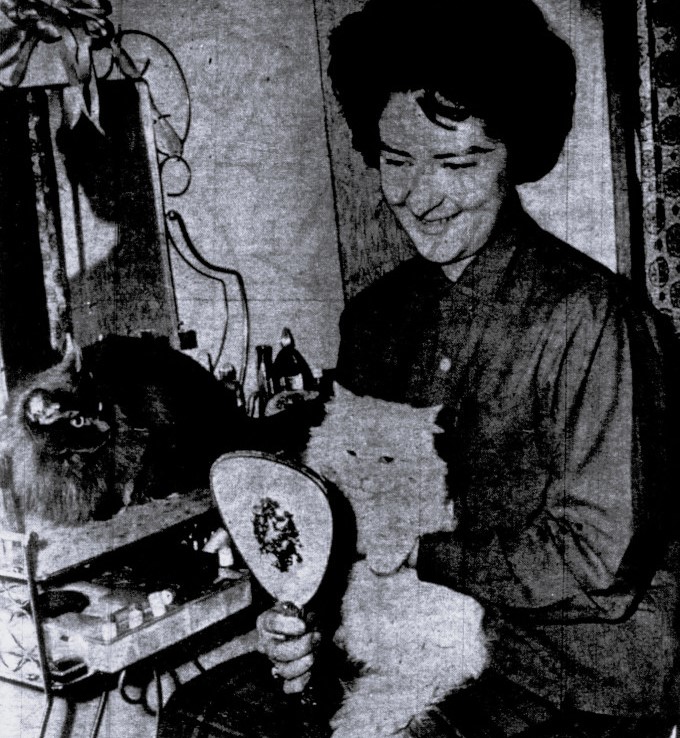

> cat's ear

[
  {"left": 60, "top": 333, "right": 83, "bottom": 375},
  {"left": 332, "top": 382, "right": 356, "bottom": 402},
  {"left": 428, "top": 404, "right": 444, "bottom": 428}
]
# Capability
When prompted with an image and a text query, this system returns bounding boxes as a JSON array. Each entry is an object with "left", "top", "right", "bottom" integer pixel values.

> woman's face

[{"left": 378, "top": 92, "right": 509, "bottom": 268}]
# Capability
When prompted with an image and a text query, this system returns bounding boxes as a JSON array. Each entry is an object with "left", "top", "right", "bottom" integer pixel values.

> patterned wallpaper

[{"left": 638, "top": 0, "right": 680, "bottom": 329}]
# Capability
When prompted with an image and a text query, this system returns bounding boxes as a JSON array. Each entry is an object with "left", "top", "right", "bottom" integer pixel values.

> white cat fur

[{"left": 304, "top": 385, "right": 488, "bottom": 737}]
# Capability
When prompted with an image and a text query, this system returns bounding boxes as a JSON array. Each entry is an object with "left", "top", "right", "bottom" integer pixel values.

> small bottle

[
  {"left": 217, "top": 363, "right": 245, "bottom": 412},
  {"left": 101, "top": 615, "right": 117, "bottom": 643},
  {"left": 272, "top": 328, "right": 315, "bottom": 392},
  {"left": 148, "top": 591, "right": 171, "bottom": 618},
  {"left": 255, "top": 345, "right": 275, "bottom": 417},
  {"left": 128, "top": 605, "right": 144, "bottom": 629}
]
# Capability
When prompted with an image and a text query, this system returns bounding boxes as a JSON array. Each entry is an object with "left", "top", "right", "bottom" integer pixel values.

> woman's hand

[{"left": 256, "top": 607, "right": 321, "bottom": 694}]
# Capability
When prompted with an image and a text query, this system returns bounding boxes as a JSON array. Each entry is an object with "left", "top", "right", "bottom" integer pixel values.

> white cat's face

[{"left": 305, "top": 384, "right": 452, "bottom": 575}]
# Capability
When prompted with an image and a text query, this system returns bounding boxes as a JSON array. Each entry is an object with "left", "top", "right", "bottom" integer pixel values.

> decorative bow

[
  {"left": 0, "top": 0, "right": 113, "bottom": 132},
  {"left": 0, "top": 1, "right": 185, "bottom": 171},
  {"left": 0, "top": 0, "right": 113, "bottom": 83}
]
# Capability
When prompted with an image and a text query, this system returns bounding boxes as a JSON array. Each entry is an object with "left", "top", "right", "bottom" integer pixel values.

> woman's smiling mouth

[{"left": 414, "top": 212, "right": 460, "bottom": 235}]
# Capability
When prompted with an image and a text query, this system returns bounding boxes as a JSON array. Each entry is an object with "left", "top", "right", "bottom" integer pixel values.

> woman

[
  {"left": 263, "top": 0, "right": 679, "bottom": 734},
  {"left": 162, "top": 1, "right": 679, "bottom": 736}
]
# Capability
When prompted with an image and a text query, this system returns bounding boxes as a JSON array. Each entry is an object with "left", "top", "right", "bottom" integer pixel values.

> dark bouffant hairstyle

[{"left": 328, "top": 0, "right": 577, "bottom": 184}]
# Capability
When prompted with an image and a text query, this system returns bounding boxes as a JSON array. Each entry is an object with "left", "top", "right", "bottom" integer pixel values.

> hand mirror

[{"left": 210, "top": 452, "right": 333, "bottom": 610}]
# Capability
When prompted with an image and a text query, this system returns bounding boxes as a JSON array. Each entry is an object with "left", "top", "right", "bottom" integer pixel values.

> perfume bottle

[
  {"left": 255, "top": 345, "right": 275, "bottom": 417},
  {"left": 272, "top": 328, "right": 315, "bottom": 392},
  {"left": 217, "top": 363, "right": 245, "bottom": 412}
]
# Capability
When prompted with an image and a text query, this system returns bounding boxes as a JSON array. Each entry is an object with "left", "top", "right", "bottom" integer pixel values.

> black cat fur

[{"left": 0, "top": 335, "right": 248, "bottom": 529}]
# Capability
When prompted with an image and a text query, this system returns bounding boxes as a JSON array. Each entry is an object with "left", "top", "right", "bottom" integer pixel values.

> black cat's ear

[{"left": 60, "top": 334, "right": 83, "bottom": 376}]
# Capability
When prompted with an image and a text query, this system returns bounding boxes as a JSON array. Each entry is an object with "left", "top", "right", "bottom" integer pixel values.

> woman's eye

[
  {"left": 381, "top": 157, "right": 410, "bottom": 167},
  {"left": 441, "top": 161, "right": 477, "bottom": 170}
]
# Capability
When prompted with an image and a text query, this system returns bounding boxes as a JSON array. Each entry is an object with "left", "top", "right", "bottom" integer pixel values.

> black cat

[{"left": 0, "top": 335, "right": 246, "bottom": 529}]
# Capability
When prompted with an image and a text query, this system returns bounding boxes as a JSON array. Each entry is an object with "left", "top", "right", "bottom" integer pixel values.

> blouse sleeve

[{"left": 417, "top": 294, "right": 666, "bottom": 622}]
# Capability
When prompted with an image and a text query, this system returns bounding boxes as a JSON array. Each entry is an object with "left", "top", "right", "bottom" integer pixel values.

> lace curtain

[{"left": 637, "top": 0, "right": 680, "bottom": 328}]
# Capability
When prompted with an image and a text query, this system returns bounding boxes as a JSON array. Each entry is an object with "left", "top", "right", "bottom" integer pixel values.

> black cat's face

[{"left": 23, "top": 388, "right": 111, "bottom": 456}]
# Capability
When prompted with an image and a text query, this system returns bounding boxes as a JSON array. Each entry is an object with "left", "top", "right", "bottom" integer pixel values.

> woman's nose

[{"left": 405, "top": 170, "right": 445, "bottom": 218}]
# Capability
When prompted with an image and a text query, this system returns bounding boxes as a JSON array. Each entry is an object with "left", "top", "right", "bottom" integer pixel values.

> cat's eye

[{"left": 70, "top": 416, "right": 86, "bottom": 428}]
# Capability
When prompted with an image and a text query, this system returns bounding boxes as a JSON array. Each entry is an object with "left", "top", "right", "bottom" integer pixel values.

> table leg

[
  {"left": 154, "top": 668, "right": 164, "bottom": 738},
  {"left": 89, "top": 689, "right": 109, "bottom": 738},
  {"left": 38, "top": 695, "right": 54, "bottom": 738}
]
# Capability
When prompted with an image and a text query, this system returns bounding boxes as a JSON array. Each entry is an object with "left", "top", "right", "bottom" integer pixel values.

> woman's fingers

[
  {"left": 256, "top": 611, "right": 305, "bottom": 657},
  {"left": 273, "top": 652, "right": 314, "bottom": 680},
  {"left": 257, "top": 611, "right": 306, "bottom": 640},
  {"left": 281, "top": 672, "right": 311, "bottom": 694},
  {"left": 255, "top": 607, "right": 321, "bottom": 694},
  {"left": 269, "top": 632, "right": 317, "bottom": 663}
]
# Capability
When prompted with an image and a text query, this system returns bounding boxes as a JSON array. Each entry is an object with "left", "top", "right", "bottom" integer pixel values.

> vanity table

[
  {"left": 0, "top": 493, "right": 253, "bottom": 738},
  {"left": 0, "top": 15, "right": 257, "bottom": 736}
]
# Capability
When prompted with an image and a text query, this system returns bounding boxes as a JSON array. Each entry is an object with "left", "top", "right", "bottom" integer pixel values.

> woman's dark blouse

[{"left": 335, "top": 204, "right": 679, "bottom": 716}]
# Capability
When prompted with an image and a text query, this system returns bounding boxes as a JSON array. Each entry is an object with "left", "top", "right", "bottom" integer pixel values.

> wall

[
  {"left": 6, "top": 0, "right": 345, "bottom": 391},
  {"left": 520, "top": 0, "right": 617, "bottom": 271},
  {"left": 114, "top": 0, "right": 345, "bottom": 388},
  {"left": 3, "top": 0, "right": 615, "bottom": 383}
]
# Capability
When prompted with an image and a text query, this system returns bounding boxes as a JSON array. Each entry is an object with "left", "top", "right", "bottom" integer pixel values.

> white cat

[{"left": 305, "top": 385, "right": 488, "bottom": 737}]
